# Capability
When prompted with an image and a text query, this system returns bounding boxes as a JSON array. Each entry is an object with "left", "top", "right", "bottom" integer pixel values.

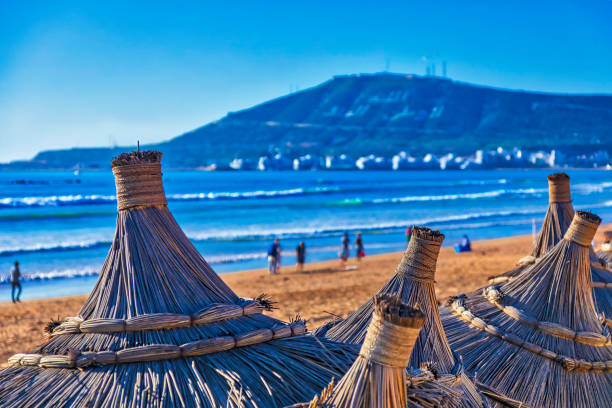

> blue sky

[{"left": 1, "top": 1, "right": 610, "bottom": 162}]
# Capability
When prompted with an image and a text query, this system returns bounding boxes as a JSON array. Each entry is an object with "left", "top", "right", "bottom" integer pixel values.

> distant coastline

[{"left": 3, "top": 148, "right": 612, "bottom": 171}]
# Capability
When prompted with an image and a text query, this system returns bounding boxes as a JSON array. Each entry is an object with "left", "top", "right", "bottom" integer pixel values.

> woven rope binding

[
  {"left": 50, "top": 299, "right": 267, "bottom": 336},
  {"left": 564, "top": 211, "right": 601, "bottom": 247},
  {"left": 9, "top": 321, "right": 307, "bottom": 369},
  {"left": 449, "top": 297, "right": 612, "bottom": 372},
  {"left": 359, "top": 295, "right": 425, "bottom": 367},
  {"left": 112, "top": 151, "right": 167, "bottom": 211},
  {"left": 548, "top": 172, "right": 571, "bottom": 203},
  {"left": 397, "top": 227, "right": 444, "bottom": 281}
]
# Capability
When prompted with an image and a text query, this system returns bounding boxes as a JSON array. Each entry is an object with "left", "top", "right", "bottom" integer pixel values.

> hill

[{"left": 22, "top": 73, "right": 612, "bottom": 168}]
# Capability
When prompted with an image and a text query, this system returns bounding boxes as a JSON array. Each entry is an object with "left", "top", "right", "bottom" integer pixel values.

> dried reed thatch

[
  {"left": 315, "top": 227, "right": 487, "bottom": 407},
  {"left": 441, "top": 211, "right": 612, "bottom": 407},
  {"left": 487, "top": 173, "right": 611, "bottom": 321},
  {"left": 488, "top": 172, "right": 574, "bottom": 285},
  {"left": 0, "top": 150, "right": 357, "bottom": 408},
  {"left": 294, "top": 295, "right": 463, "bottom": 408}
]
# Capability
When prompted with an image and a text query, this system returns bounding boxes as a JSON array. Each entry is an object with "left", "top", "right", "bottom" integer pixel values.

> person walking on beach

[
  {"left": 10, "top": 261, "right": 22, "bottom": 303},
  {"left": 339, "top": 233, "right": 350, "bottom": 268},
  {"left": 355, "top": 232, "right": 365, "bottom": 262},
  {"left": 268, "top": 238, "right": 282, "bottom": 275},
  {"left": 296, "top": 242, "right": 306, "bottom": 273}
]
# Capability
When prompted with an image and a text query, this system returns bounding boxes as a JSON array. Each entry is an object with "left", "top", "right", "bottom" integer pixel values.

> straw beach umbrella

[
  {"left": 315, "top": 227, "right": 487, "bottom": 407},
  {"left": 295, "top": 295, "right": 463, "bottom": 408},
  {"left": 488, "top": 172, "right": 574, "bottom": 285},
  {"left": 487, "top": 172, "right": 611, "bottom": 321},
  {"left": 0, "top": 150, "right": 356, "bottom": 407},
  {"left": 441, "top": 211, "right": 612, "bottom": 407}
]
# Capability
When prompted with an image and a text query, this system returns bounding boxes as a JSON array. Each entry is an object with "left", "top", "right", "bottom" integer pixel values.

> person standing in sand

[
  {"left": 296, "top": 242, "right": 306, "bottom": 273},
  {"left": 339, "top": 232, "right": 350, "bottom": 268},
  {"left": 275, "top": 240, "right": 282, "bottom": 273},
  {"left": 10, "top": 261, "right": 22, "bottom": 303},
  {"left": 267, "top": 238, "right": 282, "bottom": 275},
  {"left": 355, "top": 232, "right": 365, "bottom": 262}
]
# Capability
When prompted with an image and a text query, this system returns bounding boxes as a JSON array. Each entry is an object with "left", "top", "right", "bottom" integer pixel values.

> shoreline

[
  {"left": 1, "top": 227, "right": 610, "bottom": 367},
  {"left": 2, "top": 167, "right": 611, "bottom": 172}
]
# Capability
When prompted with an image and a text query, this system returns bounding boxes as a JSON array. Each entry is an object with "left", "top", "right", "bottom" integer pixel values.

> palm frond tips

[
  {"left": 254, "top": 293, "right": 277, "bottom": 310},
  {"left": 43, "top": 317, "right": 62, "bottom": 336},
  {"left": 111, "top": 150, "right": 162, "bottom": 166}
]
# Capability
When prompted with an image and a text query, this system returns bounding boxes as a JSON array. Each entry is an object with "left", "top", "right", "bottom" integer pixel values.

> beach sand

[{"left": 1, "top": 228, "right": 610, "bottom": 367}]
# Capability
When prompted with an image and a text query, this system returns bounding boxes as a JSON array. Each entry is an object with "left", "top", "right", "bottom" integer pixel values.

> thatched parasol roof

[
  {"left": 0, "top": 150, "right": 356, "bottom": 407},
  {"left": 487, "top": 172, "right": 611, "bottom": 322},
  {"left": 314, "top": 227, "right": 487, "bottom": 407},
  {"left": 441, "top": 211, "right": 612, "bottom": 407},
  {"left": 488, "top": 172, "right": 574, "bottom": 285},
  {"left": 293, "top": 295, "right": 464, "bottom": 408}
]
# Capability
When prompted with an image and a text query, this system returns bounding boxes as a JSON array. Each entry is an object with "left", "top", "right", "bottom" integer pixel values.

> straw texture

[
  {"left": 596, "top": 249, "right": 612, "bottom": 269},
  {"left": 0, "top": 150, "right": 357, "bottom": 408},
  {"left": 301, "top": 295, "right": 462, "bottom": 408},
  {"left": 315, "top": 227, "right": 487, "bottom": 407},
  {"left": 441, "top": 211, "right": 612, "bottom": 408}
]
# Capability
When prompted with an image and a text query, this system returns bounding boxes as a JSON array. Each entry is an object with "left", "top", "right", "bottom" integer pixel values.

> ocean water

[{"left": 1, "top": 169, "right": 611, "bottom": 301}]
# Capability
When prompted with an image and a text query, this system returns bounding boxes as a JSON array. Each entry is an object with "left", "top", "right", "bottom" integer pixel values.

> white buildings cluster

[{"left": 223, "top": 147, "right": 610, "bottom": 171}]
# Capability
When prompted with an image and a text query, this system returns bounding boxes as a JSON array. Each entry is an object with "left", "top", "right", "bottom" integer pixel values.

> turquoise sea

[{"left": 1, "top": 169, "right": 611, "bottom": 301}]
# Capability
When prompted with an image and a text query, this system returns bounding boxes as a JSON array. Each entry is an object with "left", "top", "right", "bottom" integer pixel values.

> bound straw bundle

[
  {"left": 0, "top": 151, "right": 357, "bottom": 408},
  {"left": 441, "top": 211, "right": 612, "bottom": 408},
  {"left": 315, "top": 227, "right": 487, "bottom": 407},
  {"left": 298, "top": 295, "right": 462, "bottom": 408},
  {"left": 488, "top": 173, "right": 574, "bottom": 285}
]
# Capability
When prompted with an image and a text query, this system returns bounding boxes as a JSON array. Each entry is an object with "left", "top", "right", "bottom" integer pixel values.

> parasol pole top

[
  {"left": 359, "top": 294, "right": 425, "bottom": 368},
  {"left": 111, "top": 150, "right": 167, "bottom": 211},
  {"left": 548, "top": 172, "right": 571, "bottom": 203},
  {"left": 397, "top": 226, "right": 444, "bottom": 280},
  {"left": 564, "top": 210, "right": 601, "bottom": 247}
]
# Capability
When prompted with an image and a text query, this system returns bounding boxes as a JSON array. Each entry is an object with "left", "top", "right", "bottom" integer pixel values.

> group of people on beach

[
  {"left": 8, "top": 228, "right": 470, "bottom": 299},
  {"left": 338, "top": 232, "right": 365, "bottom": 268},
  {"left": 267, "top": 232, "right": 365, "bottom": 275}
]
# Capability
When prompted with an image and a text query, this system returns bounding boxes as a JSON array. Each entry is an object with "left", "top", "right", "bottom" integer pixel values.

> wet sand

[{"left": 1, "top": 228, "right": 609, "bottom": 367}]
